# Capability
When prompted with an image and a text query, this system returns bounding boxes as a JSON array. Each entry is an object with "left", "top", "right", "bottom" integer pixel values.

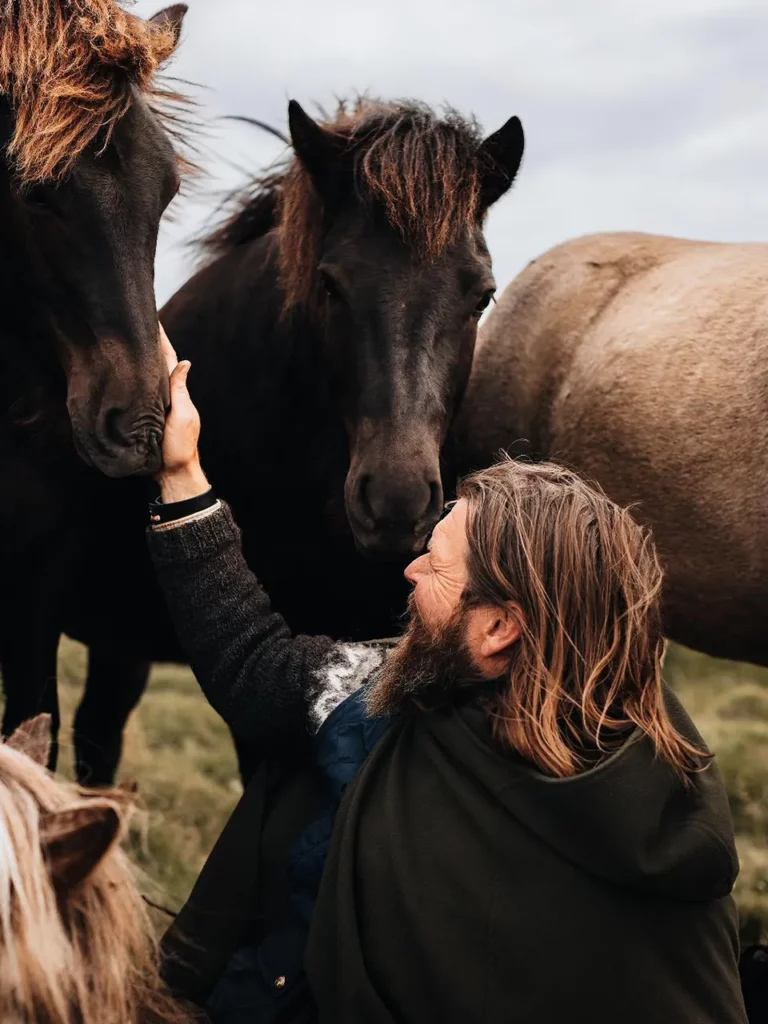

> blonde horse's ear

[
  {"left": 41, "top": 801, "right": 122, "bottom": 890},
  {"left": 6, "top": 714, "right": 52, "bottom": 768}
]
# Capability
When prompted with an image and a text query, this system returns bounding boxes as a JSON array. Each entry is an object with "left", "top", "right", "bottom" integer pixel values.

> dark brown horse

[
  {"left": 0, "top": 1, "right": 189, "bottom": 765},
  {"left": 62, "top": 97, "right": 525, "bottom": 782},
  {"left": 454, "top": 230, "right": 768, "bottom": 668}
]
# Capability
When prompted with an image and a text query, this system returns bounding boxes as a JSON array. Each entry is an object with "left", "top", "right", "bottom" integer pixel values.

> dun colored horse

[
  {"left": 0, "top": 715, "right": 193, "bottom": 1024},
  {"left": 64, "top": 97, "right": 525, "bottom": 782},
  {"left": 0, "top": 1, "right": 189, "bottom": 768},
  {"left": 456, "top": 231, "right": 768, "bottom": 667}
]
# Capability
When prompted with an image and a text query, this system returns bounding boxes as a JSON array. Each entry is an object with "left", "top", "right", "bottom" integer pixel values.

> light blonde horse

[
  {"left": 455, "top": 232, "right": 768, "bottom": 667},
  {"left": 0, "top": 714, "right": 194, "bottom": 1024}
]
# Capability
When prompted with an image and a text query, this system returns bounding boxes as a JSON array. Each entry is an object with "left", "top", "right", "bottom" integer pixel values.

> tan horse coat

[{"left": 455, "top": 232, "right": 768, "bottom": 666}]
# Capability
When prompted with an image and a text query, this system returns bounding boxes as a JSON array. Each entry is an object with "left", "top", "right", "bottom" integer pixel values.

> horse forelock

[
  {"left": 281, "top": 98, "right": 484, "bottom": 313},
  {"left": 0, "top": 0, "right": 188, "bottom": 183},
  {"left": 0, "top": 743, "right": 190, "bottom": 1024},
  {"left": 349, "top": 99, "right": 484, "bottom": 254},
  {"left": 202, "top": 97, "right": 485, "bottom": 315}
]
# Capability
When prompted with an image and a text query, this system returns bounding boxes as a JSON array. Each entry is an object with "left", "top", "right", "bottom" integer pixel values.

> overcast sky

[{"left": 133, "top": 0, "right": 768, "bottom": 306}]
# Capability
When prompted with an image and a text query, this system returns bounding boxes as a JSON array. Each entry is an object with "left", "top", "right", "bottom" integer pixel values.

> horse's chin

[
  {"left": 351, "top": 526, "right": 429, "bottom": 562},
  {"left": 71, "top": 430, "right": 162, "bottom": 479}
]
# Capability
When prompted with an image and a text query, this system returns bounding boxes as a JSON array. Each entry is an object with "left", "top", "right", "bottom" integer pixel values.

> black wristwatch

[{"left": 148, "top": 487, "right": 218, "bottom": 525}]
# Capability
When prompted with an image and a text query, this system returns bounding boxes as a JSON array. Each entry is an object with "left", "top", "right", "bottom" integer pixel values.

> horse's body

[
  {"left": 61, "top": 98, "right": 525, "bottom": 782},
  {"left": 0, "top": 715, "right": 193, "bottom": 1024},
  {"left": 455, "top": 231, "right": 768, "bottom": 666},
  {"left": 0, "top": 1, "right": 189, "bottom": 769}
]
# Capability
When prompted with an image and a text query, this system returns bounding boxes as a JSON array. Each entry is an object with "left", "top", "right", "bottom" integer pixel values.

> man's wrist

[{"left": 157, "top": 462, "right": 210, "bottom": 504}]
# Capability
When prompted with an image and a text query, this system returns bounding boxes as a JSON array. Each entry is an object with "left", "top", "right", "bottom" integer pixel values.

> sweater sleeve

[{"left": 147, "top": 501, "right": 342, "bottom": 746}]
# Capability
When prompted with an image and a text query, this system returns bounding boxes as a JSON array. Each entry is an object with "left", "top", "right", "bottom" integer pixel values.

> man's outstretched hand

[{"left": 156, "top": 325, "right": 210, "bottom": 503}]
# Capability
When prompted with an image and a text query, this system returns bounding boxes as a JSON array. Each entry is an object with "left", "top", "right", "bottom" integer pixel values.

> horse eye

[
  {"left": 474, "top": 290, "right": 495, "bottom": 317},
  {"left": 320, "top": 269, "right": 343, "bottom": 302},
  {"left": 23, "top": 185, "right": 59, "bottom": 216}
]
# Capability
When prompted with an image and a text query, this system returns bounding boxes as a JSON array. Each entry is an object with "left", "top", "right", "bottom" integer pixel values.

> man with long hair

[{"left": 152, "top": 332, "right": 747, "bottom": 1023}]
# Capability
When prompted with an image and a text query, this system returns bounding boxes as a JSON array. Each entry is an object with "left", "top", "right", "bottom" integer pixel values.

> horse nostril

[
  {"left": 101, "top": 409, "right": 163, "bottom": 459},
  {"left": 361, "top": 472, "right": 436, "bottom": 531},
  {"left": 103, "top": 406, "right": 129, "bottom": 444}
]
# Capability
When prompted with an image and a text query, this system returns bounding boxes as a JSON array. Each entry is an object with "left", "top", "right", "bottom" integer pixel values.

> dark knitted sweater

[
  {"left": 148, "top": 502, "right": 391, "bottom": 1014},
  {"left": 147, "top": 501, "right": 388, "bottom": 748}
]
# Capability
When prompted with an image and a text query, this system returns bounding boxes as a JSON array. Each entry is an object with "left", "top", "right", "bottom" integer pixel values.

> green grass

[
  {"left": 11, "top": 638, "right": 768, "bottom": 941},
  {"left": 663, "top": 643, "right": 768, "bottom": 944}
]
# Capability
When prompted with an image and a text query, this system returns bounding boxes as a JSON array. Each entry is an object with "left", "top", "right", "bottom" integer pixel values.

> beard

[{"left": 365, "top": 594, "right": 492, "bottom": 718}]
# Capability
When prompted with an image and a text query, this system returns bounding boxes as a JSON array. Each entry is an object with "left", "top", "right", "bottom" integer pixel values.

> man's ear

[{"left": 478, "top": 603, "right": 524, "bottom": 660}]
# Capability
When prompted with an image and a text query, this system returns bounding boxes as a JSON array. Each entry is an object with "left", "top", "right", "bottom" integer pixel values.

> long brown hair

[
  {"left": 0, "top": 0, "right": 183, "bottom": 183},
  {"left": 0, "top": 721, "right": 191, "bottom": 1024},
  {"left": 458, "top": 458, "right": 708, "bottom": 780}
]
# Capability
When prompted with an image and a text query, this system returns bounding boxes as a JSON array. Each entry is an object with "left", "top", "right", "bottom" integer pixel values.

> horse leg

[
  {"left": 73, "top": 647, "right": 151, "bottom": 786},
  {"left": 0, "top": 585, "right": 61, "bottom": 769}
]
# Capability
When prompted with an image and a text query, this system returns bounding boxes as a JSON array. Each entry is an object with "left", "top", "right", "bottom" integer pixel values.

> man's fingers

[
  {"left": 169, "top": 360, "right": 191, "bottom": 395},
  {"left": 168, "top": 362, "right": 196, "bottom": 423},
  {"left": 159, "top": 324, "right": 179, "bottom": 376}
]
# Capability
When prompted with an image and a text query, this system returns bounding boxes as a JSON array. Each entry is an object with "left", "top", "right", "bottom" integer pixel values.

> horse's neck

[
  {"left": 0, "top": 166, "right": 67, "bottom": 445},
  {"left": 0, "top": 106, "right": 23, "bottom": 366},
  {"left": 164, "top": 234, "right": 344, "bottom": 502},
  {"left": 169, "top": 234, "right": 336, "bottom": 432}
]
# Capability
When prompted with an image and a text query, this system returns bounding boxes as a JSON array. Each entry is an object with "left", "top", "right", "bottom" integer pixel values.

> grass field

[
  {"left": 55, "top": 640, "right": 241, "bottom": 923},
  {"left": 15, "top": 638, "right": 768, "bottom": 941},
  {"left": 663, "top": 643, "right": 768, "bottom": 943}
]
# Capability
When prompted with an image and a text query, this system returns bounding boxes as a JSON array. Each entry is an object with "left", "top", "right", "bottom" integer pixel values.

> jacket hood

[{"left": 454, "top": 686, "right": 738, "bottom": 902}]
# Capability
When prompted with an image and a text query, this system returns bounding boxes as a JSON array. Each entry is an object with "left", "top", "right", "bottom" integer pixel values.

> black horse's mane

[
  {"left": 201, "top": 97, "right": 485, "bottom": 313},
  {"left": 201, "top": 167, "right": 285, "bottom": 256}
]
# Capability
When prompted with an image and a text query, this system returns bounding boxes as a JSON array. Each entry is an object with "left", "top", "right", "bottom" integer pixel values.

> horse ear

[
  {"left": 6, "top": 714, "right": 51, "bottom": 768},
  {"left": 288, "top": 100, "right": 348, "bottom": 202},
  {"left": 149, "top": 4, "right": 188, "bottom": 49},
  {"left": 477, "top": 115, "right": 525, "bottom": 210},
  {"left": 41, "top": 801, "right": 122, "bottom": 891}
]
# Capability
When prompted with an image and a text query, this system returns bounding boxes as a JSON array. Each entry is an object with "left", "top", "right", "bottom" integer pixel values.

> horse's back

[
  {"left": 457, "top": 231, "right": 768, "bottom": 664},
  {"left": 458, "top": 233, "right": 683, "bottom": 459}
]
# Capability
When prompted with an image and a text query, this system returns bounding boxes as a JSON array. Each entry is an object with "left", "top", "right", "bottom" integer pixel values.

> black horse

[
  {"left": 0, "top": 2, "right": 189, "bottom": 766},
  {"left": 62, "top": 96, "right": 525, "bottom": 782}
]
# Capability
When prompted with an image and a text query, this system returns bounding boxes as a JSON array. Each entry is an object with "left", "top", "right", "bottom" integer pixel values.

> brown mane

[
  {"left": 0, "top": 723, "right": 192, "bottom": 1024},
  {"left": 0, "top": 0, "right": 184, "bottom": 183},
  {"left": 204, "top": 98, "right": 485, "bottom": 313}
]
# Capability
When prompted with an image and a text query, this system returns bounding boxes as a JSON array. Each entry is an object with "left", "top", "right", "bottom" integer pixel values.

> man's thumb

[{"left": 170, "top": 360, "right": 191, "bottom": 392}]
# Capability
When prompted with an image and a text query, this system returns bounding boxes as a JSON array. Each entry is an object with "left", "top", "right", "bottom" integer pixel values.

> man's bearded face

[{"left": 366, "top": 593, "right": 488, "bottom": 718}]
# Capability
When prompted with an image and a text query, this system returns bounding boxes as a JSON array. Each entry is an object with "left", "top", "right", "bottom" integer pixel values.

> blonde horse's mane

[
  {"left": 0, "top": 0, "right": 185, "bottom": 182},
  {"left": 0, "top": 715, "right": 191, "bottom": 1024}
]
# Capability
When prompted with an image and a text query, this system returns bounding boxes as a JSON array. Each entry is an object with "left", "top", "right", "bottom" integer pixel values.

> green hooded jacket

[{"left": 307, "top": 687, "right": 747, "bottom": 1024}]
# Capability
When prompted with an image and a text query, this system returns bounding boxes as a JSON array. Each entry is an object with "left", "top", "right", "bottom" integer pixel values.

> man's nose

[{"left": 404, "top": 554, "right": 428, "bottom": 585}]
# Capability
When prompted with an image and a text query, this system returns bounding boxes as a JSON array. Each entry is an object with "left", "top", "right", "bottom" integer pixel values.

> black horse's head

[
  {"left": 0, "top": 2, "right": 188, "bottom": 477},
  {"left": 281, "top": 100, "right": 524, "bottom": 556}
]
